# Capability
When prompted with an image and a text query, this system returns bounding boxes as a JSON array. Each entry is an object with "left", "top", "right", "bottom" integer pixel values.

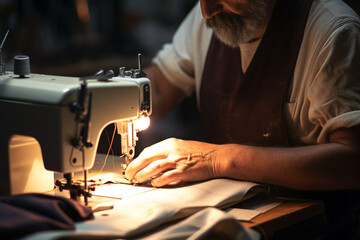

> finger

[
  {"left": 138, "top": 138, "right": 176, "bottom": 158},
  {"left": 125, "top": 147, "right": 168, "bottom": 180},
  {"left": 151, "top": 158, "right": 214, "bottom": 187},
  {"left": 151, "top": 169, "right": 188, "bottom": 187},
  {"left": 133, "top": 159, "right": 176, "bottom": 183},
  {"left": 125, "top": 138, "right": 180, "bottom": 180},
  {"left": 125, "top": 155, "right": 165, "bottom": 181}
]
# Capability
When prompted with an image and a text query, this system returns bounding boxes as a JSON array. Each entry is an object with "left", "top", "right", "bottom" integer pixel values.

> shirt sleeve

[
  {"left": 152, "top": 2, "right": 208, "bottom": 96},
  {"left": 307, "top": 18, "right": 360, "bottom": 143}
]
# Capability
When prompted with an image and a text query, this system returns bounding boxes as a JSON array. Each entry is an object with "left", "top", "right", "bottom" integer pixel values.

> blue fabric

[{"left": 0, "top": 193, "right": 93, "bottom": 239}]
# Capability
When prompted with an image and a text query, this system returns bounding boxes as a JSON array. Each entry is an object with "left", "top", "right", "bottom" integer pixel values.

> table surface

[{"left": 241, "top": 198, "right": 323, "bottom": 237}]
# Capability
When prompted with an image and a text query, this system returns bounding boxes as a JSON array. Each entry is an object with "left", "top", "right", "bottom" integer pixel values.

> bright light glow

[{"left": 134, "top": 115, "right": 150, "bottom": 131}]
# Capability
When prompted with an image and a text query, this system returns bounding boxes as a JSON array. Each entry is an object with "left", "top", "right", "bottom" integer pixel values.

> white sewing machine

[{"left": 0, "top": 52, "right": 151, "bottom": 203}]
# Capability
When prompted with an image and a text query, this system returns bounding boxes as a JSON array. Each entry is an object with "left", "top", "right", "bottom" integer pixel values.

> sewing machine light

[{"left": 134, "top": 115, "right": 150, "bottom": 131}]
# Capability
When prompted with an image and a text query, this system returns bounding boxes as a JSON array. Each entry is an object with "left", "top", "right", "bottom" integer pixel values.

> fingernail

[
  {"left": 151, "top": 179, "right": 157, "bottom": 188},
  {"left": 132, "top": 178, "right": 139, "bottom": 185}
]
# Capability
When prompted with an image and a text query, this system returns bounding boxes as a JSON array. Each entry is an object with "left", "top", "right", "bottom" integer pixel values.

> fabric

[
  {"left": 152, "top": 0, "right": 360, "bottom": 145},
  {"left": 200, "top": 0, "right": 313, "bottom": 146},
  {"left": 22, "top": 179, "right": 262, "bottom": 240},
  {"left": 140, "top": 207, "right": 260, "bottom": 240},
  {"left": 22, "top": 208, "right": 260, "bottom": 240},
  {"left": 0, "top": 193, "right": 93, "bottom": 239}
]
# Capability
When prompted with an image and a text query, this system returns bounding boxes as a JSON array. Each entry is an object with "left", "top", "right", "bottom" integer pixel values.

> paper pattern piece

[
  {"left": 226, "top": 208, "right": 262, "bottom": 221},
  {"left": 226, "top": 196, "right": 283, "bottom": 221}
]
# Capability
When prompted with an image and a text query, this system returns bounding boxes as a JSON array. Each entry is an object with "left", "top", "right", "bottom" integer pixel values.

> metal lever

[
  {"left": 80, "top": 69, "right": 114, "bottom": 81},
  {"left": 0, "top": 30, "right": 9, "bottom": 75},
  {"left": 135, "top": 53, "right": 147, "bottom": 78}
]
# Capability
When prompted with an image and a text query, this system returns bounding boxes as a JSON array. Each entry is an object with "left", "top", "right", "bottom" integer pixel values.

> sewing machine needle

[{"left": 125, "top": 155, "right": 130, "bottom": 166}]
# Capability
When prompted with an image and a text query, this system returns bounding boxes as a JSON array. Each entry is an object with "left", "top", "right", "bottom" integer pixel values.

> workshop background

[
  {"left": 1, "top": 0, "right": 359, "bottom": 155},
  {"left": 0, "top": 0, "right": 197, "bottom": 74},
  {"left": 0, "top": 0, "right": 200, "bottom": 155}
]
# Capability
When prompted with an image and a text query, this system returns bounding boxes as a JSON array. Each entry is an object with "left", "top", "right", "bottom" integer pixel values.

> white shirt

[{"left": 152, "top": 0, "right": 360, "bottom": 145}]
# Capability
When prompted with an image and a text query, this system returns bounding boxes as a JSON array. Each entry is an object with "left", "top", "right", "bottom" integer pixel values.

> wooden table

[{"left": 242, "top": 199, "right": 323, "bottom": 238}]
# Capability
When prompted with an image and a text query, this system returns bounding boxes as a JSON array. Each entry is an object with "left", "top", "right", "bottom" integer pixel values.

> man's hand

[{"left": 125, "top": 138, "right": 224, "bottom": 187}]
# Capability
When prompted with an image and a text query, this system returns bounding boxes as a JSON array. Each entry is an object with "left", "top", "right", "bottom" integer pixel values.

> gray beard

[{"left": 206, "top": 0, "right": 273, "bottom": 47}]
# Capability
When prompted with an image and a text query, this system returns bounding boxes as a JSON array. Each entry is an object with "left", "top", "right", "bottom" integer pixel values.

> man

[{"left": 125, "top": 0, "right": 360, "bottom": 193}]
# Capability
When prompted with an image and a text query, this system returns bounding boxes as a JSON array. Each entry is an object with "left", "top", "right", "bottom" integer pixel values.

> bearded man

[
  {"left": 125, "top": 0, "right": 360, "bottom": 235},
  {"left": 126, "top": 0, "right": 360, "bottom": 198}
]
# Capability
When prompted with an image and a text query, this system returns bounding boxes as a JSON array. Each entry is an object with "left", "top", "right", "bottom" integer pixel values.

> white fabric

[
  {"left": 152, "top": 0, "right": 360, "bottom": 144},
  {"left": 22, "top": 208, "right": 260, "bottom": 240},
  {"left": 141, "top": 207, "right": 260, "bottom": 240},
  {"left": 22, "top": 179, "right": 263, "bottom": 240}
]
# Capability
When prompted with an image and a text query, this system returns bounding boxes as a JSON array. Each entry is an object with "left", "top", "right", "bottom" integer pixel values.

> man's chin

[
  {"left": 213, "top": 29, "right": 255, "bottom": 47},
  {"left": 214, "top": 33, "right": 240, "bottom": 48}
]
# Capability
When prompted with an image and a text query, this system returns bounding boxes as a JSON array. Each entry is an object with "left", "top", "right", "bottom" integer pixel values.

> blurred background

[
  {"left": 1, "top": 0, "right": 359, "bottom": 156},
  {"left": 0, "top": 0, "right": 197, "bottom": 75},
  {"left": 0, "top": 0, "right": 201, "bottom": 156}
]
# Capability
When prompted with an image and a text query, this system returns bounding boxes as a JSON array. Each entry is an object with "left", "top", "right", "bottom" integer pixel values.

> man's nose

[{"left": 200, "top": 0, "right": 224, "bottom": 19}]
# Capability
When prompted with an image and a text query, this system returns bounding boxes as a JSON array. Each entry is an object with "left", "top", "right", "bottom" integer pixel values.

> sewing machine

[{"left": 0, "top": 49, "right": 151, "bottom": 203}]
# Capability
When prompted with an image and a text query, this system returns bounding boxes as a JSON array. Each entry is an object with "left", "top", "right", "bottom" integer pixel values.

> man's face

[{"left": 201, "top": 0, "right": 274, "bottom": 46}]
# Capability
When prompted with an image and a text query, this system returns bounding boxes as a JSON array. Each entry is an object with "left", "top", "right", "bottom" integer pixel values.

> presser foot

[{"left": 55, "top": 174, "right": 95, "bottom": 205}]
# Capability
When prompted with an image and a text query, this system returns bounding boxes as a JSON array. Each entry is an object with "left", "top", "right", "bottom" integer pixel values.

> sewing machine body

[{"left": 0, "top": 70, "right": 151, "bottom": 195}]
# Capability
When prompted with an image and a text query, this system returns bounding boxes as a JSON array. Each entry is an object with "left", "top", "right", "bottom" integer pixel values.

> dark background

[
  {"left": 0, "top": 0, "right": 197, "bottom": 75},
  {"left": 1, "top": 0, "right": 359, "bottom": 156},
  {"left": 0, "top": 0, "right": 200, "bottom": 156},
  {"left": 1, "top": 0, "right": 359, "bottom": 75}
]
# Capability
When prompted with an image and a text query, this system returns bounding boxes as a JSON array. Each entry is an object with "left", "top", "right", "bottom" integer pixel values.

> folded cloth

[
  {"left": 140, "top": 207, "right": 260, "bottom": 240},
  {"left": 0, "top": 193, "right": 93, "bottom": 239}
]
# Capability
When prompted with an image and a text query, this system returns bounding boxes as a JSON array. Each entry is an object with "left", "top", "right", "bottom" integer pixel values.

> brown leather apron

[{"left": 200, "top": 0, "right": 313, "bottom": 146}]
